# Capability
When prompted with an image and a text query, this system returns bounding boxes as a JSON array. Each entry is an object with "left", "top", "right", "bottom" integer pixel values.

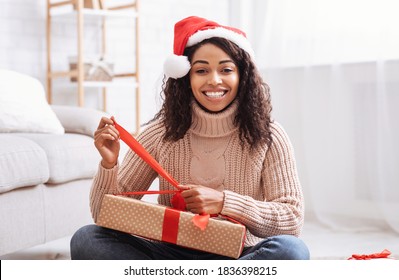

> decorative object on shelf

[{"left": 68, "top": 56, "right": 114, "bottom": 82}]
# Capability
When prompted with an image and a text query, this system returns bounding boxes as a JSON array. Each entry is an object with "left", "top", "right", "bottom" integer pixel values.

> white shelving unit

[{"left": 46, "top": 0, "right": 140, "bottom": 134}]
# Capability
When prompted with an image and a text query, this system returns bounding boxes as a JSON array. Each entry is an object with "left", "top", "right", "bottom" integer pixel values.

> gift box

[{"left": 96, "top": 194, "right": 246, "bottom": 259}]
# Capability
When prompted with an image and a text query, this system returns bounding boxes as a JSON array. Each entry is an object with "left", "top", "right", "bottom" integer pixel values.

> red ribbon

[
  {"left": 112, "top": 118, "right": 210, "bottom": 231},
  {"left": 348, "top": 249, "right": 392, "bottom": 260},
  {"left": 113, "top": 118, "right": 180, "bottom": 190},
  {"left": 113, "top": 118, "right": 186, "bottom": 211},
  {"left": 162, "top": 208, "right": 181, "bottom": 243}
]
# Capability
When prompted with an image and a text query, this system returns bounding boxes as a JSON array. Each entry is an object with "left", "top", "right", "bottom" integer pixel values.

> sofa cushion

[
  {"left": 51, "top": 105, "right": 109, "bottom": 138},
  {"left": 18, "top": 133, "right": 100, "bottom": 184},
  {"left": 0, "top": 69, "right": 64, "bottom": 134},
  {"left": 0, "top": 135, "right": 49, "bottom": 194}
]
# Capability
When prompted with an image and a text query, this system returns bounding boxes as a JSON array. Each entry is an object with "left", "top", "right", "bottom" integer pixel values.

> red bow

[{"left": 348, "top": 249, "right": 392, "bottom": 260}]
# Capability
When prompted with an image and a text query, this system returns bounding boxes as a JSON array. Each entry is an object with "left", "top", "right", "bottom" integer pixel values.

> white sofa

[
  {"left": 0, "top": 105, "right": 104, "bottom": 257},
  {"left": 0, "top": 70, "right": 104, "bottom": 257}
]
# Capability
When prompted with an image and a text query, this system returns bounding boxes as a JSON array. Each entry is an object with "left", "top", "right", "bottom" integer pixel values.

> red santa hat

[{"left": 164, "top": 16, "right": 255, "bottom": 79}]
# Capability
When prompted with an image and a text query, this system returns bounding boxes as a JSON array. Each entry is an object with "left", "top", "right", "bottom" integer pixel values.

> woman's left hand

[{"left": 180, "top": 184, "right": 224, "bottom": 215}]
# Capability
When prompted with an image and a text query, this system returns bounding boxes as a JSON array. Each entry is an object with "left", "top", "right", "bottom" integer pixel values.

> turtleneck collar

[{"left": 189, "top": 100, "right": 239, "bottom": 137}]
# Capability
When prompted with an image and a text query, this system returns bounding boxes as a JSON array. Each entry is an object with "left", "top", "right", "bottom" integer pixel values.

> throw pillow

[
  {"left": 0, "top": 69, "right": 65, "bottom": 134},
  {"left": 51, "top": 105, "right": 109, "bottom": 137}
]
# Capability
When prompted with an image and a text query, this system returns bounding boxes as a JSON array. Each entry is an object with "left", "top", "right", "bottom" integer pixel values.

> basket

[{"left": 69, "top": 56, "right": 114, "bottom": 82}]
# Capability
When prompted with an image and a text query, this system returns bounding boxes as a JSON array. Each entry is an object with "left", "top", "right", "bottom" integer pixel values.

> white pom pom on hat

[
  {"left": 163, "top": 16, "right": 255, "bottom": 79},
  {"left": 163, "top": 54, "right": 191, "bottom": 79}
]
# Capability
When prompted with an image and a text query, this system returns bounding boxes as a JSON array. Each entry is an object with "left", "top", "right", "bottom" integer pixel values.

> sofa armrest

[{"left": 51, "top": 105, "right": 110, "bottom": 137}]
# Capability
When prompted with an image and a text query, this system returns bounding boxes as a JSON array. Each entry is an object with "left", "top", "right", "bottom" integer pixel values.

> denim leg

[
  {"left": 71, "top": 225, "right": 309, "bottom": 260},
  {"left": 239, "top": 235, "right": 310, "bottom": 260},
  {"left": 70, "top": 224, "right": 161, "bottom": 260},
  {"left": 70, "top": 224, "right": 232, "bottom": 260}
]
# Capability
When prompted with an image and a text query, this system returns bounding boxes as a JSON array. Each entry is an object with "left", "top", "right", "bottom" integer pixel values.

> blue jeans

[{"left": 70, "top": 224, "right": 310, "bottom": 260}]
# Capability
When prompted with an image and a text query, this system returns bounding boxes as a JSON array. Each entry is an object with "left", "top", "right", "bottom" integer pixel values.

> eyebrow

[{"left": 192, "top": 59, "right": 235, "bottom": 65}]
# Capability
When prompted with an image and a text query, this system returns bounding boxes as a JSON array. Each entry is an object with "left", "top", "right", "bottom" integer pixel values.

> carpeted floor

[{"left": 301, "top": 221, "right": 399, "bottom": 260}]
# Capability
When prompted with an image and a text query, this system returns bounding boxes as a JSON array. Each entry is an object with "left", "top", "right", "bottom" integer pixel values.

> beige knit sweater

[{"left": 90, "top": 101, "right": 304, "bottom": 247}]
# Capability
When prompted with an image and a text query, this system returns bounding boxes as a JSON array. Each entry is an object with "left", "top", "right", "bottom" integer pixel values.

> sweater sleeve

[
  {"left": 89, "top": 122, "right": 164, "bottom": 222},
  {"left": 221, "top": 123, "right": 304, "bottom": 238},
  {"left": 89, "top": 163, "right": 119, "bottom": 222}
]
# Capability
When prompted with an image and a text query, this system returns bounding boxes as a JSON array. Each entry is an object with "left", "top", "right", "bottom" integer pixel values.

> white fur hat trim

[{"left": 187, "top": 27, "right": 255, "bottom": 58}]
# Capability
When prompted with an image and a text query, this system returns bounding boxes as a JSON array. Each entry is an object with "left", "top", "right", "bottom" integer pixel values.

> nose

[{"left": 208, "top": 72, "right": 222, "bottom": 86}]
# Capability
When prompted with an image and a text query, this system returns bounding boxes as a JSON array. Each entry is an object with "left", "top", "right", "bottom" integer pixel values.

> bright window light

[{"left": 261, "top": 0, "right": 399, "bottom": 67}]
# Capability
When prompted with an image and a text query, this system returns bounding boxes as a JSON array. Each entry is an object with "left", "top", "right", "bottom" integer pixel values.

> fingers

[
  {"left": 178, "top": 184, "right": 190, "bottom": 191},
  {"left": 180, "top": 185, "right": 198, "bottom": 201},
  {"left": 181, "top": 186, "right": 205, "bottom": 213},
  {"left": 94, "top": 126, "right": 119, "bottom": 142},
  {"left": 180, "top": 185, "right": 200, "bottom": 213},
  {"left": 97, "top": 116, "right": 114, "bottom": 130},
  {"left": 93, "top": 117, "right": 120, "bottom": 169},
  {"left": 94, "top": 117, "right": 120, "bottom": 141},
  {"left": 185, "top": 202, "right": 202, "bottom": 214},
  {"left": 180, "top": 185, "right": 224, "bottom": 215}
]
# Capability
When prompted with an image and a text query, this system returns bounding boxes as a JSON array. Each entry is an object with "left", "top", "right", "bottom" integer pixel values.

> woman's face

[{"left": 189, "top": 43, "right": 239, "bottom": 112}]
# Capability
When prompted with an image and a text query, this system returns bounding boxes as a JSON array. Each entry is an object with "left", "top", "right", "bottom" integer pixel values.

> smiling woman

[{"left": 70, "top": 16, "right": 309, "bottom": 260}]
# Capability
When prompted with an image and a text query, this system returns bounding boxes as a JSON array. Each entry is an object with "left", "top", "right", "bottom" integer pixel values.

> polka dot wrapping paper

[{"left": 96, "top": 194, "right": 246, "bottom": 258}]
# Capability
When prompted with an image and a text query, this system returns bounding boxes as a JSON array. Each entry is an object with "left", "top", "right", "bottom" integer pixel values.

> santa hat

[{"left": 164, "top": 16, "right": 255, "bottom": 79}]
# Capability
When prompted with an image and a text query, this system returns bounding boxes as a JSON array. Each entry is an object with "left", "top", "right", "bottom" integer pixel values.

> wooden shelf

[
  {"left": 50, "top": 8, "right": 138, "bottom": 19},
  {"left": 46, "top": 0, "right": 140, "bottom": 135},
  {"left": 70, "top": 81, "right": 139, "bottom": 88}
]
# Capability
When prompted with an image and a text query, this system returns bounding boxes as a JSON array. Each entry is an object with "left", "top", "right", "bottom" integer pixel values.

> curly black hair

[{"left": 152, "top": 37, "right": 273, "bottom": 149}]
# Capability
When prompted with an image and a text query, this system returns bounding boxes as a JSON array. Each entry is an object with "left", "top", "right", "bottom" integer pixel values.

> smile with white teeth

[{"left": 203, "top": 91, "right": 226, "bottom": 98}]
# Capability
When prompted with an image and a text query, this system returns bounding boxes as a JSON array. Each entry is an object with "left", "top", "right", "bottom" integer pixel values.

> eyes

[{"left": 192, "top": 65, "right": 237, "bottom": 75}]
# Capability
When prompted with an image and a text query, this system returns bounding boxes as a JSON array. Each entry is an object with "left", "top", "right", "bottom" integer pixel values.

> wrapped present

[{"left": 96, "top": 194, "right": 246, "bottom": 259}]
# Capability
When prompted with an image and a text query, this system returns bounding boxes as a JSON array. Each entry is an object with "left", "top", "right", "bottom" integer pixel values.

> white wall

[{"left": 0, "top": 0, "right": 229, "bottom": 131}]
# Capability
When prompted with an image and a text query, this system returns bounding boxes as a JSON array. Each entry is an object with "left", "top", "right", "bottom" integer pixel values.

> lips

[{"left": 203, "top": 90, "right": 227, "bottom": 98}]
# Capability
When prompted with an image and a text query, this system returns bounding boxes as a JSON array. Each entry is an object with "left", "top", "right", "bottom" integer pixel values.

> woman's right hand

[{"left": 94, "top": 116, "right": 120, "bottom": 169}]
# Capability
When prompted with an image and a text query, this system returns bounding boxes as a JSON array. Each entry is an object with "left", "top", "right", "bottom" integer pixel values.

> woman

[{"left": 70, "top": 16, "right": 310, "bottom": 260}]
